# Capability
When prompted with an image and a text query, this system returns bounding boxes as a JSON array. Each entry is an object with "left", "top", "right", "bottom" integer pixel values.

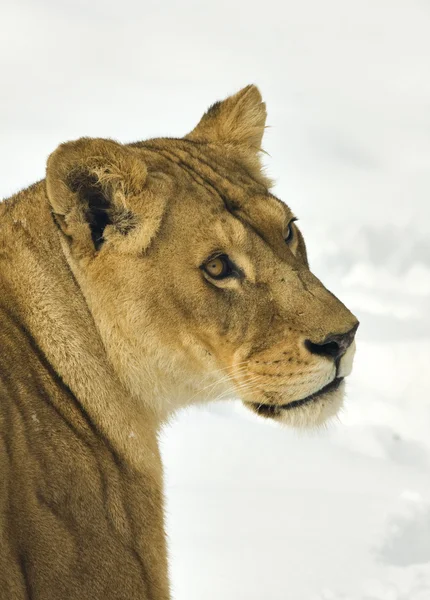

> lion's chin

[{"left": 244, "top": 378, "right": 346, "bottom": 428}]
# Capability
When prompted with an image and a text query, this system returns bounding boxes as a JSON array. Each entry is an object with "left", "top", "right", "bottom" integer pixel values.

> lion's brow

[
  {"left": 266, "top": 194, "right": 293, "bottom": 222},
  {"left": 140, "top": 143, "right": 241, "bottom": 216},
  {"left": 179, "top": 138, "right": 268, "bottom": 190}
]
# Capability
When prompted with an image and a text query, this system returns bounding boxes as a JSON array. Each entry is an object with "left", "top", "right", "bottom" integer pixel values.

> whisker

[
  {"left": 187, "top": 365, "right": 251, "bottom": 403},
  {"left": 199, "top": 360, "right": 251, "bottom": 378},
  {"left": 212, "top": 375, "right": 262, "bottom": 403}
]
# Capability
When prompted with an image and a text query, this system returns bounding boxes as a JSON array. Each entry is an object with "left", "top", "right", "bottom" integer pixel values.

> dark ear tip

[{"left": 66, "top": 169, "right": 99, "bottom": 195}]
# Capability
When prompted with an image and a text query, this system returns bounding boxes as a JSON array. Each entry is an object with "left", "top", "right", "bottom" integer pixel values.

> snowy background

[{"left": 1, "top": 1, "right": 429, "bottom": 598}]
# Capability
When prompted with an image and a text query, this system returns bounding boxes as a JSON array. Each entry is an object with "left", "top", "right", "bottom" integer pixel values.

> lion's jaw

[{"left": 240, "top": 339, "right": 357, "bottom": 428}]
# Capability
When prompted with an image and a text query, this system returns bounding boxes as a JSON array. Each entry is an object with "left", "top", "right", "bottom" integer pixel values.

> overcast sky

[{"left": 1, "top": 0, "right": 429, "bottom": 228}]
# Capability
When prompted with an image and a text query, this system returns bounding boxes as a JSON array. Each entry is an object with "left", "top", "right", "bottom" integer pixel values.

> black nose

[{"left": 305, "top": 323, "right": 359, "bottom": 361}]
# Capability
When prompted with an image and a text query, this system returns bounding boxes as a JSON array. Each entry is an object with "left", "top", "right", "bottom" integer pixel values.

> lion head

[{"left": 46, "top": 85, "right": 358, "bottom": 428}]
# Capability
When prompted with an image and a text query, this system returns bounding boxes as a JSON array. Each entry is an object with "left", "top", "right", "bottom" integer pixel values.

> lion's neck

[
  {"left": 0, "top": 181, "right": 161, "bottom": 466},
  {"left": 0, "top": 183, "right": 171, "bottom": 600}
]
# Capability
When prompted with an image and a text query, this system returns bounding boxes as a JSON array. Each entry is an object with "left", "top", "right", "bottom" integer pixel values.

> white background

[{"left": 1, "top": 1, "right": 430, "bottom": 598}]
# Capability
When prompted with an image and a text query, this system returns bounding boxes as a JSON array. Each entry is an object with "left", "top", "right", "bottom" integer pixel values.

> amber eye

[
  {"left": 284, "top": 219, "right": 297, "bottom": 244},
  {"left": 203, "top": 254, "right": 235, "bottom": 280}
]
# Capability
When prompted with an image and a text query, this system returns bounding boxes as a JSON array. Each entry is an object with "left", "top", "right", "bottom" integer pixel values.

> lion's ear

[
  {"left": 46, "top": 138, "right": 147, "bottom": 254},
  {"left": 186, "top": 85, "right": 267, "bottom": 153}
]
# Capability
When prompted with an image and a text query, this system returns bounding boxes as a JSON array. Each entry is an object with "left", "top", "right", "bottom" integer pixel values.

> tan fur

[{"left": 0, "top": 86, "right": 358, "bottom": 599}]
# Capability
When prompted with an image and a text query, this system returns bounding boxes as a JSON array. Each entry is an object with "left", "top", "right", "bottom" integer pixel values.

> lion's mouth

[{"left": 251, "top": 377, "right": 344, "bottom": 417}]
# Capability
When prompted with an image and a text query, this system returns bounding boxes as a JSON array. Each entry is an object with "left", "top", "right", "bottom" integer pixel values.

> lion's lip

[{"left": 252, "top": 377, "right": 344, "bottom": 416}]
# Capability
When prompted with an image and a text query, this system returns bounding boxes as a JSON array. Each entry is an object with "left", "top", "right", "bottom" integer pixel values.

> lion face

[{"left": 46, "top": 85, "right": 358, "bottom": 427}]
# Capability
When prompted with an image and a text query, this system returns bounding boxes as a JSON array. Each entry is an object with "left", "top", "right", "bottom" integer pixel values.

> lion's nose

[{"left": 305, "top": 323, "right": 359, "bottom": 361}]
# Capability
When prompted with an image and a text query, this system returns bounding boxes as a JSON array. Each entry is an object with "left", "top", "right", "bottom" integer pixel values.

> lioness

[{"left": 0, "top": 85, "right": 358, "bottom": 599}]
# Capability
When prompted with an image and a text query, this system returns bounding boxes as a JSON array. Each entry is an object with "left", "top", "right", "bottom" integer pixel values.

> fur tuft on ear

[
  {"left": 186, "top": 85, "right": 267, "bottom": 153},
  {"left": 46, "top": 138, "right": 146, "bottom": 252}
]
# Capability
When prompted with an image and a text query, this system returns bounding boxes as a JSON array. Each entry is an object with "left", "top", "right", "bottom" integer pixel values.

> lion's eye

[
  {"left": 284, "top": 219, "right": 297, "bottom": 244},
  {"left": 203, "top": 255, "right": 235, "bottom": 280}
]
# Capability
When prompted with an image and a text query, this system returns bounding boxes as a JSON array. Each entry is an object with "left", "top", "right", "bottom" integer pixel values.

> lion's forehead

[
  {"left": 136, "top": 139, "right": 293, "bottom": 243},
  {"left": 136, "top": 137, "right": 263, "bottom": 187},
  {"left": 136, "top": 138, "right": 276, "bottom": 201}
]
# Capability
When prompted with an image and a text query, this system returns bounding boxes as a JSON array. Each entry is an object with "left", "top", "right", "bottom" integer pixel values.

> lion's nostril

[
  {"left": 305, "top": 324, "right": 358, "bottom": 361},
  {"left": 306, "top": 339, "right": 341, "bottom": 359}
]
